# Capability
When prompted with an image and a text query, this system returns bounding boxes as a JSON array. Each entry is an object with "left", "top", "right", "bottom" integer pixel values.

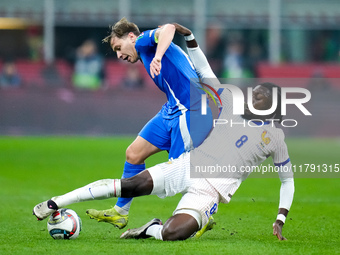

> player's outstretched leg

[
  {"left": 33, "top": 171, "right": 154, "bottom": 221},
  {"left": 33, "top": 179, "right": 121, "bottom": 220}
]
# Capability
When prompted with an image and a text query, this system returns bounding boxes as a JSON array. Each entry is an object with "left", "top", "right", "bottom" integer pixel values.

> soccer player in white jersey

[{"left": 33, "top": 25, "right": 294, "bottom": 241}]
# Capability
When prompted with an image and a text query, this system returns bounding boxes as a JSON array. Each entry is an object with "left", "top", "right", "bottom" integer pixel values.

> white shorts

[
  {"left": 148, "top": 153, "right": 222, "bottom": 229},
  {"left": 174, "top": 178, "right": 220, "bottom": 228}
]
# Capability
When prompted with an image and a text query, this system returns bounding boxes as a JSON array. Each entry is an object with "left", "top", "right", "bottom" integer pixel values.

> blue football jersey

[{"left": 135, "top": 29, "right": 205, "bottom": 118}]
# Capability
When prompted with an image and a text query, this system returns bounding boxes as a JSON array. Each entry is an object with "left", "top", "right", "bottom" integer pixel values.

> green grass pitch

[{"left": 0, "top": 137, "right": 339, "bottom": 255}]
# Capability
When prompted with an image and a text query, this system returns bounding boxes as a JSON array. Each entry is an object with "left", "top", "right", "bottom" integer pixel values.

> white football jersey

[{"left": 190, "top": 88, "right": 292, "bottom": 202}]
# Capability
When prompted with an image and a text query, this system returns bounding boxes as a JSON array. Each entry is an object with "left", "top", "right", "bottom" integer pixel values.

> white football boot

[
  {"left": 120, "top": 218, "right": 162, "bottom": 239},
  {"left": 33, "top": 199, "right": 58, "bottom": 220}
]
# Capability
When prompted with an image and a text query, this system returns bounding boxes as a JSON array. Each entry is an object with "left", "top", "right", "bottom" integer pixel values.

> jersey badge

[
  {"left": 261, "top": 131, "right": 271, "bottom": 145},
  {"left": 136, "top": 32, "right": 144, "bottom": 41}
]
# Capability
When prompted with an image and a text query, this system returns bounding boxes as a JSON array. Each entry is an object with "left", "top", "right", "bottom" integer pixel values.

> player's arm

[
  {"left": 274, "top": 170, "right": 294, "bottom": 240},
  {"left": 272, "top": 139, "right": 295, "bottom": 241},
  {"left": 150, "top": 24, "right": 176, "bottom": 78},
  {"left": 173, "top": 23, "right": 217, "bottom": 80}
]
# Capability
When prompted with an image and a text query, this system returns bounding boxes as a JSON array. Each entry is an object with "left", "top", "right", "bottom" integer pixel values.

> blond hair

[{"left": 103, "top": 17, "right": 140, "bottom": 44}]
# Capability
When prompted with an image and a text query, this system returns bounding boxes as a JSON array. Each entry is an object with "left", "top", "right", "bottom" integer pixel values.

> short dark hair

[
  {"left": 260, "top": 82, "right": 283, "bottom": 123},
  {"left": 103, "top": 17, "right": 140, "bottom": 44}
]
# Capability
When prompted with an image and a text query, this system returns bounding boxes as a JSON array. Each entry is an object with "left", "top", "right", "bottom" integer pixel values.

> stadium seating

[
  {"left": 14, "top": 59, "right": 72, "bottom": 88},
  {"left": 4, "top": 59, "right": 340, "bottom": 90},
  {"left": 5, "top": 59, "right": 156, "bottom": 90},
  {"left": 14, "top": 60, "right": 45, "bottom": 87},
  {"left": 257, "top": 62, "right": 340, "bottom": 89},
  {"left": 257, "top": 62, "right": 340, "bottom": 79},
  {"left": 104, "top": 60, "right": 155, "bottom": 89}
]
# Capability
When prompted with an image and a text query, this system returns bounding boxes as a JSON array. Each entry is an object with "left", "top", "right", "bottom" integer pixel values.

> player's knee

[{"left": 126, "top": 146, "right": 144, "bottom": 164}]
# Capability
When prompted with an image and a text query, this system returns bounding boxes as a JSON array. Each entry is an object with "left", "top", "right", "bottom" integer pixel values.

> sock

[
  {"left": 115, "top": 162, "right": 145, "bottom": 213},
  {"left": 52, "top": 179, "right": 121, "bottom": 208},
  {"left": 114, "top": 205, "right": 129, "bottom": 215},
  {"left": 146, "top": 224, "right": 163, "bottom": 240},
  {"left": 47, "top": 200, "right": 58, "bottom": 209}
]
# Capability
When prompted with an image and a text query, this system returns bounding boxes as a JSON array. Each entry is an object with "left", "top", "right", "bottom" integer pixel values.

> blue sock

[{"left": 115, "top": 161, "right": 145, "bottom": 213}]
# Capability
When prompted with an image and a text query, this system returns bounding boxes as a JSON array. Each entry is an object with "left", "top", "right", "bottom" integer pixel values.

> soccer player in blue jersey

[{"left": 85, "top": 18, "right": 213, "bottom": 228}]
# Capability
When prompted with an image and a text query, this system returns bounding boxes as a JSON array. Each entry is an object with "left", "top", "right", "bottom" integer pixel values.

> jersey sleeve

[
  {"left": 135, "top": 29, "right": 158, "bottom": 54},
  {"left": 186, "top": 46, "right": 224, "bottom": 109},
  {"left": 271, "top": 129, "right": 294, "bottom": 179},
  {"left": 271, "top": 129, "right": 294, "bottom": 210},
  {"left": 278, "top": 172, "right": 294, "bottom": 210}
]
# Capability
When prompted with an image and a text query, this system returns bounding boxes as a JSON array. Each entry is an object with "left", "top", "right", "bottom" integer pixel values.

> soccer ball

[{"left": 47, "top": 208, "right": 82, "bottom": 239}]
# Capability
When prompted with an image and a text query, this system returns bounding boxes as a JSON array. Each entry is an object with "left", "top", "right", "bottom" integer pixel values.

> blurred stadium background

[
  {"left": 0, "top": 0, "right": 339, "bottom": 136},
  {"left": 1, "top": 2, "right": 339, "bottom": 253}
]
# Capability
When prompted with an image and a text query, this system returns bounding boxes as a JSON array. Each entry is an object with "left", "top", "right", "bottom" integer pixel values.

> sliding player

[{"left": 33, "top": 80, "right": 294, "bottom": 241}]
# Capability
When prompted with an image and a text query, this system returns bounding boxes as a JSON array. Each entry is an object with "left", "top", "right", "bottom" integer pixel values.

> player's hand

[
  {"left": 150, "top": 57, "right": 162, "bottom": 78},
  {"left": 273, "top": 220, "right": 287, "bottom": 240}
]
